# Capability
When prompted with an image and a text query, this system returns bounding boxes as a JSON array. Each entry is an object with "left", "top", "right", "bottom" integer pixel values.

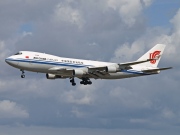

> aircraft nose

[
  {"left": 5, "top": 56, "right": 20, "bottom": 68},
  {"left": 5, "top": 57, "right": 11, "bottom": 64},
  {"left": 5, "top": 57, "right": 16, "bottom": 65}
]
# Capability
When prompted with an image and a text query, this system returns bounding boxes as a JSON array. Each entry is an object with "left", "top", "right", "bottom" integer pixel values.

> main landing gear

[
  {"left": 70, "top": 77, "right": 76, "bottom": 86},
  {"left": 70, "top": 77, "right": 92, "bottom": 86},
  {"left": 20, "top": 69, "right": 25, "bottom": 78},
  {"left": 80, "top": 78, "right": 92, "bottom": 85}
]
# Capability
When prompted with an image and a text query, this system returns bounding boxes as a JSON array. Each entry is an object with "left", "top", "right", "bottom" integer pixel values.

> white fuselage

[
  {"left": 5, "top": 51, "right": 152, "bottom": 79},
  {"left": 5, "top": 44, "right": 171, "bottom": 86}
]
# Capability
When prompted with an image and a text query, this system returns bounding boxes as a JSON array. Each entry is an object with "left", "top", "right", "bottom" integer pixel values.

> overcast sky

[{"left": 0, "top": 0, "right": 180, "bottom": 135}]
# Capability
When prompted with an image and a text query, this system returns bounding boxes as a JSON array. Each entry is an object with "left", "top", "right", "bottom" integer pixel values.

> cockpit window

[{"left": 14, "top": 52, "right": 22, "bottom": 55}]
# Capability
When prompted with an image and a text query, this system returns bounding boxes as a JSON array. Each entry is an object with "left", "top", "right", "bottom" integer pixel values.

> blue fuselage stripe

[
  {"left": 6, "top": 58, "right": 88, "bottom": 68},
  {"left": 121, "top": 69, "right": 150, "bottom": 75}
]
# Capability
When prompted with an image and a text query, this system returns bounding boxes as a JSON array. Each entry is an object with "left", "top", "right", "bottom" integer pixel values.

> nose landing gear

[{"left": 20, "top": 69, "right": 25, "bottom": 78}]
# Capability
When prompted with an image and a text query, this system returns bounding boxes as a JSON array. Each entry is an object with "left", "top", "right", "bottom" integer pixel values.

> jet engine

[
  {"left": 46, "top": 73, "right": 66, "bottom": 79},
  {"left": 106, "top": 66, "right": 117, "bottom": 73},
  {"left": 73, "top": 69, "right": 84, "bottom": 77}
]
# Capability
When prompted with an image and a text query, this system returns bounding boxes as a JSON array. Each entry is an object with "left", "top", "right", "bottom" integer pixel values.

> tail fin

[{"left": 137, "top": 44, "right": 166, "bottom": 67}]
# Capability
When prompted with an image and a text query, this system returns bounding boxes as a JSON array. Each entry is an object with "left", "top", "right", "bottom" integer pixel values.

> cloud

[
  {"left": 130, "top": 118, "right": 149, "bottom": 124},
  {"left": 161, "top": 108, "right": 175, "bottom": 119},
  {"left": 59, "top": 83, "right": 100, "bottom": 105},
  {"left": 0, "top": 0, "right": 180, "bottom": 134},
  {"left": 71, "top": 107, "right": 86, "bottom": 118},
  {"left": 0, "top": 100, "right": 29, "bottom": 119},
  {"left": 53, "top": 1, "right": 85, "bottom": 29},
  {"left": 111, "top": 12, "right": 180, "bottom": 65},
  {"left": 109, "top": 86, "right": 153, "bottom": 109},
  {"left": 107, "top": 0, "right": 153, "bottom": 26},
  {"left": 111, "top": 42, "right": 144, "bottom": 62},
  {"left": 171, "top": 9, "right": 180, "bottom": 33},
  {"left": 0, "top": 40, "right": 11, "bottom": 60}
]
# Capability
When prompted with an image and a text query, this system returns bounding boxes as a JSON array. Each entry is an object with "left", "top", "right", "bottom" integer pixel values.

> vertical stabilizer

[{"left": 137, "top": 44, "right": 166, "bottom": 67}]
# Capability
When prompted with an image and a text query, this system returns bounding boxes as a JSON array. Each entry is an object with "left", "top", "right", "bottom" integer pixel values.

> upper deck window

[{"left": 14, "top": 52, "right": 22, "bottom": 55}]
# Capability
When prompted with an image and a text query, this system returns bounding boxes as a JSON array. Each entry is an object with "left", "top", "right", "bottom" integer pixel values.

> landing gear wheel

[
  {"left": 80, "top": 78, "right": 92, "bottom": 85},
  {"left": 80, "top": 81, "right": 84, "bottom": 84},
  {"left": 72, "top": 83, "right": 76, "bottom": 86},
  {"left": 88, "top": 81, "right": 92, "bottom": 85},
  {"left": 20, "top": 69, "right": 25, "bottom": 78},
  {"left": 21, "top": 74, "right": 25, "bottom": 78}
]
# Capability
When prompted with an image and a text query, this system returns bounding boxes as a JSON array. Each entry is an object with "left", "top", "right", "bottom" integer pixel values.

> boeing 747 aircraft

[{"left": 5, "top": 44, "right": 172, "bottom": 86}]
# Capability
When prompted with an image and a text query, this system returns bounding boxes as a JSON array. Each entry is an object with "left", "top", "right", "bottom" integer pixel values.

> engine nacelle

[
  {"left": 73, "top": 69, "right": 84, "bottom": 77},
  {"left": 106, "top": 66, "right": 117, "bottom": 73},
  {"left": 46, "top": 74, "right": 65, "bottom": 79}
]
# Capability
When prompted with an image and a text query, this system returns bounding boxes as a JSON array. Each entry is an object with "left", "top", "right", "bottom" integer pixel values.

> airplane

[{"left": 5, "top": 44, "right": 172, "bottom": 86}]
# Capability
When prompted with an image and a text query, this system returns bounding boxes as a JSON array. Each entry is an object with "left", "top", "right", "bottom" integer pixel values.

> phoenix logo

[{"left": 150, "top": 51, "right": 161, "bottom": 64}]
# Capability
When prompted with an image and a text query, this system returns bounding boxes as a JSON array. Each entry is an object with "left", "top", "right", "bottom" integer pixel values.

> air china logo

[{"left": 149, "top": 51, "right": 161, "bottom": 64}]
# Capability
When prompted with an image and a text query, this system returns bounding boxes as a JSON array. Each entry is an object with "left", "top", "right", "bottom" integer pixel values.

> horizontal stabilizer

[{"left": 142, "top": 67, "right": 172, "bottom": 73}]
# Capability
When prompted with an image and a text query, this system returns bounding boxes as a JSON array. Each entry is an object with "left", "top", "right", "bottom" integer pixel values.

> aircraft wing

[
  {"left": 88, "top": 67, "right": 109, "bottom": 79},
  {"left": 118, "top": 58, "right": 155, "bottom": 66},
  {"left": 48, "top": 67, "right": 67, "bottom": 71},
  {"left": 88, "top": 59, "right": 155, "bottom": 71},
  {"left": 88, "top": 66, "right": 107, "bottom": 72},
  {"left": 87, "top": 59, "right": 156, "bottom": 75},
  {"left": 48, "top": 67, "right": 74, "bottom": 75}
]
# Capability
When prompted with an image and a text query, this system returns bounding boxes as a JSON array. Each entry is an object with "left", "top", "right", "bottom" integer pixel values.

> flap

[{"left": 88, "top": 66, "right": 106, "bottom": 72}]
